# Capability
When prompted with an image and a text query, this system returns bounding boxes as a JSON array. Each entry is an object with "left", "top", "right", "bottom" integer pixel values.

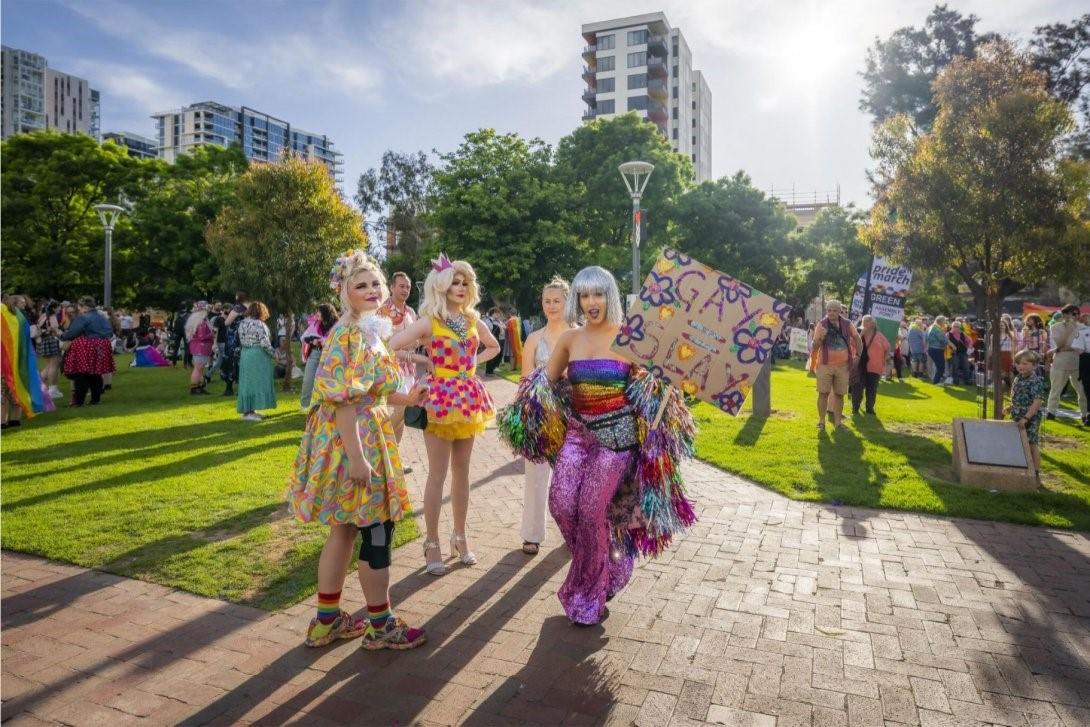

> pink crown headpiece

[{"left": 431, "top": 253, "right": 454, "bottom": 274}]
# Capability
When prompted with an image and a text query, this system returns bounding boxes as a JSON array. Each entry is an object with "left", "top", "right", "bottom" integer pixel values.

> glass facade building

[
  {"left": 152, "top": 101, "right": 342, "bottom": 182},
  {"left": 103, "top": 131, "right": 157, "bottom": 159}
]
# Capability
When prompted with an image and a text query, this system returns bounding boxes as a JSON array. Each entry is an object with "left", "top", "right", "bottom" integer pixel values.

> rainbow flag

[
  {"left": 1, "top": 306, "right": 53, "bottom": 418},
  {"left": 506, "top": 317, "right": 523, "bottom": 366}
]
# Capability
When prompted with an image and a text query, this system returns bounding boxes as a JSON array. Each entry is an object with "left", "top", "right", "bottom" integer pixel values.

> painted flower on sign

[
  {"left": 616, "top": 314, "right": 645, "bottom": 347},
  {"left": 733, "top": 326, "right": 773, "bottom": 364},
  {"left": 640, "top": 272, "right": 676, "bottom": 307}
]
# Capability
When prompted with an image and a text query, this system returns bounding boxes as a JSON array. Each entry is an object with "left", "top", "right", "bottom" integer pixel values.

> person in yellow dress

[
  {"left": 389, "top": 254, "right": 500, "bottom": 576},
  {"left": 289, "top": 250, "right": 429, "bottom": 651}
]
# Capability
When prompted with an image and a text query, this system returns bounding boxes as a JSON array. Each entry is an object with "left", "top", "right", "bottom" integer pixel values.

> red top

[{"left": 859, "top": 330, "right": 891, "bottom": 375}]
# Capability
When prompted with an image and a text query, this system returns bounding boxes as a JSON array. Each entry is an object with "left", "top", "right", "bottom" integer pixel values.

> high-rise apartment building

[
  {"left": 103, "top": 131, "right": 157, "bottom": 159},
  {"left": 581, "top": 13, "right": 713, "bottom": 182},
  {"left": 45, "top": 68, "right": 99, "bottom": 139},
  {"left": 2, "top": 46, "right": 100, "bottom": 140},
  {"left": 151, "top": 101, "right": 342, "bottom": 181},
  {"left": 1, "top": 46, "right": 47, "bottom": 138}
]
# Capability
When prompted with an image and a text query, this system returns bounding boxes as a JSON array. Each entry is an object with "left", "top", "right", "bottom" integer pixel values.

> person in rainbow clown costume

[{"left": 499, "top": 266, "right": 697, "bottom": 626}]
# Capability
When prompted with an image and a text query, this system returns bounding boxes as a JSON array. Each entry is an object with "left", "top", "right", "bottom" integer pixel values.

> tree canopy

[
  {"left": 1, "top": 131, "right": 144, "bottom": 302},
  {"left": 865, "top": 40, "right": 1090, "bottom": 415}
]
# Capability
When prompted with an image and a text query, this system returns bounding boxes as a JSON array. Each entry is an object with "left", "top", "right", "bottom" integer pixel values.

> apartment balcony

[
  {"left": 582, "top": 87, "right": 596, "bottom": 105},
  {"left": 581, "top": 44, "right": 596, "bottom": 61},
  {"left": 647, "top": 35, "right": 668, "bottom": 57},
  {"left": 582, "top": 107, "right": 596, "bottom": 121},
  {"left": 647, "top": 56, "right": 667, "bottom": 79},
  {"left": 582, "top": 66, "right": 597, "bottom": 84},
  {"left": 647, "top": 78, "right": 668, "bottom": 100},
  {"left": 647, "top": 99, "right": 668, "bottom": 124}
]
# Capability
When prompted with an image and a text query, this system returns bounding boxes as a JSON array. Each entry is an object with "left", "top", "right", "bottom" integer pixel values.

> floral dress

[
  {"left": 423, "top": 316, "right": 495, "bottom": 440},
  {"left": 1010, "top": 372, "right": 1047, "bottom": 444},
  {"left": 288, "top": 316, "right": 411, "bottom": 527}
]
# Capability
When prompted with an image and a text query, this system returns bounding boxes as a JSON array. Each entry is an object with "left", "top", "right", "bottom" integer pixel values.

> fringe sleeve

[
  {"left": 622, "top": 368, "right": 698, "bottom": 558},
  {"left": 497, "top": 367, "right": 571, "bottom": 464}
]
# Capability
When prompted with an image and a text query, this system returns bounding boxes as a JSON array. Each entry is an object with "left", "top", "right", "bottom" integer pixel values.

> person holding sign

[
  {"left": 498, "top": 266, "right": 697, "bottom": 626},
  {"left": 812, "top": 300, "right": 862, "bottom": 432}
]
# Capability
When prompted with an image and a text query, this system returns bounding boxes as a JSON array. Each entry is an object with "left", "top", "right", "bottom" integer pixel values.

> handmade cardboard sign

[{"left": 612, "top": 248, "right": 793, "bottom": 415}]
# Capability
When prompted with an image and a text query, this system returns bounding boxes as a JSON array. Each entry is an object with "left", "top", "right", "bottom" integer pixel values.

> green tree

[
  {"left": 862, "top": 5, "right": 1089, "bottom": 156},
  {"left": 429, "top": 129, "right": 584, "bottom": 312},
  {"left": 1030, "top": 13, "right": 1090, "bottom": 158},
  {"left": 860, "top": 5, "right": 996, "bottom": 134},
  {"left": 126, "top": 144, "right": 248, "bottom": 308},
  {"left": 864, "top": 41, "right": 1090, "bottom": 417},
  {"left": 355, "top": 149, "right": 437, "bottom": 290},
  {"left": 1, "top": 131, "right": 143, "bottom": 301},
  {"left": 554, "top": 114, "right": 692, "bottom": 289},
  {"left": 790, "top": 206, "right": 873, "bottom": 309},
  {"left": 207, "top": 155, "right": 365, "bottom": 388},
  {"left": 671, "top": 172, "right": 796, "bottom": 301}
]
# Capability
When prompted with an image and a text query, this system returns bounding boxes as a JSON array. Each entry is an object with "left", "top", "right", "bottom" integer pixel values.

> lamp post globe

[
  {"left": 94, "top": 204, "right": 125, "bottom": 309},
  {"left": 618, "top": 161, "right": 654, "bottom": 295}
]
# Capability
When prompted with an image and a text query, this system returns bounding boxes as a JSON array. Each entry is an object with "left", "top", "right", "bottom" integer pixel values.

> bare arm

[
  {"left": 544, "top": 329, "right": 577, "bottom": 382},
  {"left": 388, "top": 317, "right": 432, "bottom": 351},
  {"left": 475, "top": 321, "right": 501, "bottom": 365},
  {"left": 522, "top": 330, "right": 541, "bottom": 378}
]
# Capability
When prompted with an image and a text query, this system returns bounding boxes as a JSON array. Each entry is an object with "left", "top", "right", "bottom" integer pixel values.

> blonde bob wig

[
  {"left": 336, "top": 251, "right": 388, "bottom": 323},
  {"left": 418, "top": 259, "right": 481, "bottom": 324}
]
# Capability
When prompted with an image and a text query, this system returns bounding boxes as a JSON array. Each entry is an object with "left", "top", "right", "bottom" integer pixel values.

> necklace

[{"left": 444, "top": 313, "right": 469, "bottom": 341}]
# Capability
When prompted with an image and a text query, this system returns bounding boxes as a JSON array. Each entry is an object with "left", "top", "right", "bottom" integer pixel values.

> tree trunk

[
  {"left": 281, "top": 311, "right": 295, "bottom": 392},
  {"left": 988, "top": 294, "right": 1003, "bottom": 420}
]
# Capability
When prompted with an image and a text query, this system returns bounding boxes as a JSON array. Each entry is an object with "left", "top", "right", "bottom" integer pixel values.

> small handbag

[
  {"left": 404, "top": 405, "right": 428, "bottom": 430},
  {"left": 581, "top": 406, "right": 638, "bottom": 452}
]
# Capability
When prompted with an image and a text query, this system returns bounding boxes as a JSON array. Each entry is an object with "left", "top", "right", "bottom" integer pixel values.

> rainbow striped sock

[
  {"left": 316, "top": 590, "right": 341, "bottom": 626},
  {"left": 367, "top": 602, "right": 391, "bottom": 629}
]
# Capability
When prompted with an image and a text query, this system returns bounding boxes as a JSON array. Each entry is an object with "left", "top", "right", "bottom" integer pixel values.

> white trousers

[
  {"left": 1047, "top": 364, "right": 1088, "bottom": 415},
  {"left": 520, "top": 459, "right": 552, "bottom": 544}
]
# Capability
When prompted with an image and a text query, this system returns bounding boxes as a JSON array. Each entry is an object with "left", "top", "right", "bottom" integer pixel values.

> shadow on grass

[
  {"left": 733, "top": 414, "right": 769, "bottom": 446},
  {"left": 4, "top": 434, "right": 300, "bottom": 512}
]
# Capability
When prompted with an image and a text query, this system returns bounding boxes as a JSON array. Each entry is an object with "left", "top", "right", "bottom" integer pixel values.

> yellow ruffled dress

[{"left": 423, "top": 316, "right": 495, "bottom": 440}]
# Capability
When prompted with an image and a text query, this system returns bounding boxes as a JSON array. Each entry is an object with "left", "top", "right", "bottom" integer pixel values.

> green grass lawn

[
  {"left": 694, "top": 360, "right": 1090, "bottom": 530},
  {"left": 503, "top": 360, "right": 1089, "bottom": 529},
  {"left": 1, "top": 357, "right": 419, "bottom": 610}
]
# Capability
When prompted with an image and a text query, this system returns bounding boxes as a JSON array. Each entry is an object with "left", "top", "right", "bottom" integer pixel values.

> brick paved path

[{"left": 3, "top": 378, "right": 1089, "bottom": 726}]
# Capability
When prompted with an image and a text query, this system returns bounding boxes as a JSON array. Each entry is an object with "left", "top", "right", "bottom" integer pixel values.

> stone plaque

[{"left": 961, "top": 420, "right": 1028, "bottom": 468}]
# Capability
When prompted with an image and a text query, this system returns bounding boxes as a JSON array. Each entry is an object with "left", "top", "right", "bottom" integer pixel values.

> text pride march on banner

[{"left": 611, "top": 249, "right": 792, "bottom": 416}]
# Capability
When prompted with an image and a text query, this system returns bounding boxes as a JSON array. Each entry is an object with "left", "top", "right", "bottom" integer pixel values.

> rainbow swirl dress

[{"left": 424, "top": 316, "right": 495, "bottom": 440}]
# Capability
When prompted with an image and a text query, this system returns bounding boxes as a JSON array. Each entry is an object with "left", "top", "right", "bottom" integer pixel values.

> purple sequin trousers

[{"left": 549, "top": 360, "right": 635, "bottom": 624}]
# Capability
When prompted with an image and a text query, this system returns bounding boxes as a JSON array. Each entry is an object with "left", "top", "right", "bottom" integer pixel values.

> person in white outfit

[
  {"left": 519, "top": 276, "right": 575, "bottom": 555},
  {"left": 1046, "top": 304, "right": 1088, "bottom": 421}
]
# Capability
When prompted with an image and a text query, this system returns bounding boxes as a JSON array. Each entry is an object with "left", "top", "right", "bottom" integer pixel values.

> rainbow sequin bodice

[{"left": 568, "top": 359, "right": 631, "bottom": 417}]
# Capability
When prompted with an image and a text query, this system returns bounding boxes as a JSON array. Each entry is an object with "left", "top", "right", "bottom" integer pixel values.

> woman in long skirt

[{"left": 236, "top": 301, "right": 277, "bottom": 421}]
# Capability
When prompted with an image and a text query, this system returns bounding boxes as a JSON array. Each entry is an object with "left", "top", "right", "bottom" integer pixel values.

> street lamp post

[
  {"left": 618, "top": 161, "right": 654, "bottom": 296},
  {"left": 94, "top": 204, "right": 125, "bottom": 308}
]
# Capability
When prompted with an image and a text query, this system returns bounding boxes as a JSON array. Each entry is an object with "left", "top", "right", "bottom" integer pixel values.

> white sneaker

[
  {"left": 48, "top": 386, "right": 63, "bottom": 399},
  {"left": 242, "top": 413, "right": 262, "bottom": 422}
]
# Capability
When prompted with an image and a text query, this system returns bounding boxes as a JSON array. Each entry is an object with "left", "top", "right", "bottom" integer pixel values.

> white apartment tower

[
  {"left": 1, "top": 46, "right": 100, "bottom": 140},
  {"left": 581, "top": 13, "right": 712, "bottom": 182}
]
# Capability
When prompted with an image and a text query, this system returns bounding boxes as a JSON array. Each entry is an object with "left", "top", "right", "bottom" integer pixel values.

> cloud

[
  {"left": 67, "top": 60, "right": 183, "bottom": 113},
  {"left": 61, "top": 0, "right": 381, "bottom": 96}
]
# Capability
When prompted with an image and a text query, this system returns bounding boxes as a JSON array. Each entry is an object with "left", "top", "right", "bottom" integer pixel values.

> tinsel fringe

[
  {"left": 615, "top": 370, "right": 699, "bottom": 558},
  {"left": 497, "top": 367, "right": 571, "bottom": 464}
]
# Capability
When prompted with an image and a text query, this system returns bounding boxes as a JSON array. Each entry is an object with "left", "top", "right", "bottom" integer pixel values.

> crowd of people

[{"left": 807, "top": 300, "right": 1090, "bottom": 481}]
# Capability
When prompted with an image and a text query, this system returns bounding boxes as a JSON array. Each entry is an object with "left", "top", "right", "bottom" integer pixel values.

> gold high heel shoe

[
  {"left": 422, "top": 541, "right": 447, "bottom": 576},
  {"left": 450, "top": 533, "right": 478, "bottom": 566}
]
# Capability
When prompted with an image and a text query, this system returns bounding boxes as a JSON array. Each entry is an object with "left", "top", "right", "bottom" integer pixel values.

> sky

[{"left": 3, "top": 0, "right": 1084, "bottom": 210}]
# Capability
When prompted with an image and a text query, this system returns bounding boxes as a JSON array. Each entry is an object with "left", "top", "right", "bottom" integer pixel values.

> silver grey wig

[{"left": 566, "top": 266, "right": 623, "bottom": 326}]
